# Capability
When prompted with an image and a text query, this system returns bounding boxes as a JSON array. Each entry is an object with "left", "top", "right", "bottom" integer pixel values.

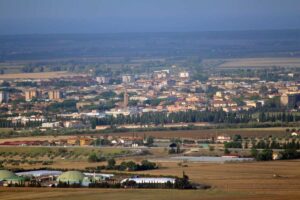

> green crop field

[{"left": 0, "top": 128, "right": 13, "bottom": 134}]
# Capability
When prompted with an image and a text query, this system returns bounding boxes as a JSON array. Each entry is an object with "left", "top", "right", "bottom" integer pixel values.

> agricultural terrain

[
  {"left": 214, "top": 57, "right": 300, "bottom": 69},
  {"left": 104, "top": 127, "right": 289, "bottom": 139},
  {"left": 1, "top": 159, "right": 300, "bottom": 200},
  {"left": 0, "top": 71, "right": 86, "bottom": 80}
]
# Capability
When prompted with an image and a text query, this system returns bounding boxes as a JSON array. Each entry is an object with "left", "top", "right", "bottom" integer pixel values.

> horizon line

[{"left": 1, "top": 28, "right": 300, "bottom": 37}]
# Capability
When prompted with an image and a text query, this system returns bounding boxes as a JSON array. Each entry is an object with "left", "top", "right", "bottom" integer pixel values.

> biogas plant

[{"left": 0, "top": 169, "right": 206, "bottom": 189}]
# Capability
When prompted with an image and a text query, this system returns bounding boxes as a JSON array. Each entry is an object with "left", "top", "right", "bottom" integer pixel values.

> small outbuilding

[
  {"left": 291, "top": 132, "right": 298, "bottom": 137},
  {"left": 121, "top": 177, "right": 175, "bottom": 184}
]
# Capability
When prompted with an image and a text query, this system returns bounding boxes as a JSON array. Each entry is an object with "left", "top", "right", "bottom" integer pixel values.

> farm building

[
  {"left": 121, "top": 177, "right": 175, "bottom": 184},
  {"left": 291, "top": 132, "right": 299, "bottom": 136},
  {"left": 83, "top": 173, "right": 114, "bottom": 181},
  {"left": 16, "top": 170, "right": 62, "bottom": 177}
]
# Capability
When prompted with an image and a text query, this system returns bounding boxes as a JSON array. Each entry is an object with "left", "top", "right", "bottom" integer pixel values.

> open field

[
  {"left": 0, "top": 127, "right": 289, "bottom": 142},
  {"left": 104, "top": 127, "right": 289, "bottom": 139},
  {"left": 141, "top": 160, "right": 300, "bottom": 191},
  {"left": 0, "top": 146, "right": 126, "bottom": 155},
  {"left": 0, "top": 188, "right": 255, "bottom": 200},
  {"left": 214, "top": 57, "right": 300, "bottom": 69},
  {"left": 125, "top": 159, "right": 300, "bottom": 199},
  {"left": 0, "top": 135, "right": 71, "bottom": 143},
  {"left": 0, "top": 71, "right": 86, "bottom": 80}
]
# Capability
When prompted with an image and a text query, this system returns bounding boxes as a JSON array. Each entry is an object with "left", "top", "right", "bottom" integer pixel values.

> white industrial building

[
  {"left": 41, "top": 122, "right": 61, "bottom": 128},
  {"left": 121, "top": 177, "right": 175, "bottom": 184}
]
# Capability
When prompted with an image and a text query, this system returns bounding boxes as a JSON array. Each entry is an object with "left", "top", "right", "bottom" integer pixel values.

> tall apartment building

[
  {"left": 48, "top": 90, "right": 62, "bottom": 100},
  {"left": 96, "top": 76, "right": 110, "bottom": 84},
  {"left": 25, "top": 90, "right": 39, "bottom": 101},
  {"left": 123, "top": 89, "right": 129, "bottom": 108},
  {"left": 0, "top": 91, "right": 9, "bottom": 103},
  {"left": 122, "top": 75, "right": 133, "bottom": 83},
  {"left": 280, "top": 93, "right": 300, "bottom": 108}
]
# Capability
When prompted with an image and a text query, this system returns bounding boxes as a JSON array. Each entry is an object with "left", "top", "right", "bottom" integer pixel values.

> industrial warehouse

[{"left": 0, "top": 169, "right": 201, "bottom": 189}]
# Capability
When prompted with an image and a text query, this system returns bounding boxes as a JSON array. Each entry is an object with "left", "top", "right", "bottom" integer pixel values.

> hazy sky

[{"left": 1, "top": 0, "right": 300, "bottom": 34}]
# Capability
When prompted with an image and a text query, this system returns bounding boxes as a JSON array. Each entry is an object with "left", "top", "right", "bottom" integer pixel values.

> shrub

[
  {"left": 224, "top": 148, "right": 230, "bottom": 155},
  {"left": 106, "top": 158, "right": 116, "bottom": 169},
  {"left": 256, "top": 149, "right": 273, "bottom": 161},
  {"left": 224, "top": 141, "right": 242, "bottom": 148}
]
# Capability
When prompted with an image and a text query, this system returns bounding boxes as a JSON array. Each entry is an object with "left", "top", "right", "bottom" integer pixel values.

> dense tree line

[
  {"left": 224, "top": 141, "right": 242, "bottom": 148},
  {"left": 251, "top": 149, "right": 273, "bottom": 161},
  {"left": 258, "top": 112, "right": 300, "bottom": 123},
  {"left": 90, "top": 110, "right": 300, "bottom": 127},
  {"left": 0, "top": 119, "right": 42, "bottom": 128},
  {"left": 105, "top": 159, "right": 157, "bottom": 171},
  {"left": 251, "top": 148, "right": 300, "bottom": 161},
  {"left": 280, "top": 149, "right": 300, "bottom": 160},
  {"left": 46, "top": 100, "right": 78, "bottom": 113},
  {"left": 91, "top": 110, "right": 253, "bottom": 126},
  {"left": 252, "top": 140, "right": 300, "bottom": 150}
]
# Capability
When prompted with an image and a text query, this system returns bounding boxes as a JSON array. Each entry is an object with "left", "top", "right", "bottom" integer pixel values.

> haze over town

[{"left": 0, "top": 1, "right": 300, "bottom": 200}]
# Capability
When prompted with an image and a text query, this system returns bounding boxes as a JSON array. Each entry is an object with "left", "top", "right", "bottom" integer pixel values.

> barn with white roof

[{"left": 121, "top": 177, "right": 175, "bottom": 184}]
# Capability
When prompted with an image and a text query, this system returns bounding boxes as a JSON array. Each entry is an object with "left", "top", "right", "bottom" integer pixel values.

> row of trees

[
  {"left": 224, "top": 138, "right": 300, "bottom": 151},
  {"left": 0, "top": 120, "right": 42, "bottom": 128},
  {"left": 224, "top": 141, "right": 242, "bottom": 149},
  {"left": 91, "top": 110, "right": 254, "bottom": 126},
  {"left": 106, "top": 159, "right": 157, "bottom": 171},
  {"left": 253, "top": 140, "right": 300, "bottom": 150},
  {"left": 87, "top": 157, "right": 157, "bottom": 171},
  {"left": 91, "top": 110, "right": 300, "bottom": 127},
  {"left": 251, "top": 149, "right": 273, "bottom": 161},
  {"left": 0, "top": 159, "right": 53, "bottom": 166},
  {"left": 251, "top": 148, "right": 300, "bottom": 161},
  {"left": 1, "top": 111, "right": 299, "bottom": 129},
  {"left": 258, "top": 112, "right": 300, "bottom": 123}
]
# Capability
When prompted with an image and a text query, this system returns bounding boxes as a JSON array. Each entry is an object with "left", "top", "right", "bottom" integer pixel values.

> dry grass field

[
  {"left": 0, "top": 188, "right": 254, "bottom": 200},
  {"left": 142, "top": 160, "right": 300, "bottom": 191},
  {"left": 122, "top": 159, "right": 300, "bottom": 199},
  {"left": 105, "top": 127, "right": 288, "bottom": 139},
  {"left": 214, "top": 57, "right": 300, "bottom": 69},
  {"left": 0, "top": 135, "right": 71, "bottom": 143},
  {"left": 0, "top": 127, "right": 288, "bottom": 143},
  {"left": 0, "top": 71, "right": 86, "bottom": 80}
]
